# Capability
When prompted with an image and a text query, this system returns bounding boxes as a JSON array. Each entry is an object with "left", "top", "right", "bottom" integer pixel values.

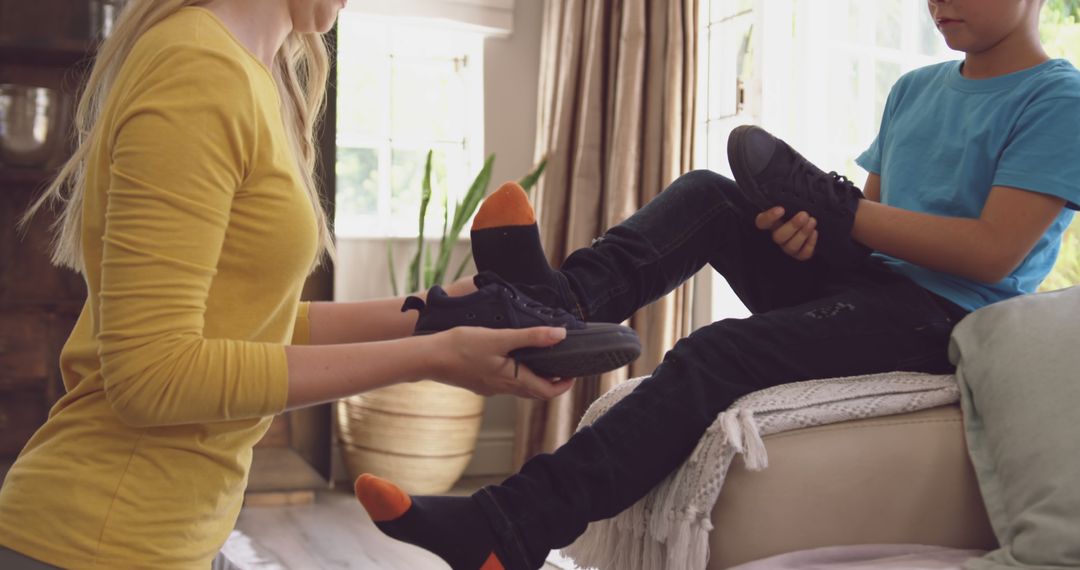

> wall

[{"left": 334, "top": 0, "right": 543, "bottom": 479}]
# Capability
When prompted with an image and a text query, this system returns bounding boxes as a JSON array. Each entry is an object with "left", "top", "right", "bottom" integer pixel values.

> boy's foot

[
  {"left": 726, "top": 125, "right": 871, "bottom": 268},
  {"left": 355, "top": 474, "right": 506, "bottom": 570},
  {"left": 470, "top": 182, "right": 581, "bottom": 316},
  {"left": 403, "top": 272, "right": 641, "bottom": 378}
]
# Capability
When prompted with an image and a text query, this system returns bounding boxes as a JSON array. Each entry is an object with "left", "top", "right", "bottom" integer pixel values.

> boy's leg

[
  {"left": 472, "top": 170, "right": 837, "bottom": 324},
  {"left": 477, "top": 272, "right": 966, "bottom": 568},
  {"left": 357, "top": 268, "right": 968, "bottom": 570}
]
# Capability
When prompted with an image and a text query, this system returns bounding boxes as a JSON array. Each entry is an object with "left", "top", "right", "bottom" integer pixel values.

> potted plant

[{"left": 337, "top": 152, "right": 546, "bottom": 494}]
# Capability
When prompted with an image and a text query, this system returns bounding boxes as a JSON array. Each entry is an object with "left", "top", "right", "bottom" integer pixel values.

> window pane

[
  {"left": 708, "top": 15, "right": 754, "bottom": 119},
  {"left": 389, "top": 147, "right": 471, "bottom": 234},
  {"left": 830, "top": 0, "right": 854, "bottom": 37},
  {"left": 828, "top": 52, "right": 860, "bottom": 149},
  {"left": 336, "top": 147, "right": 379, "bottom": 222},
  {"left": 337, "top": 15, "right": 385, "bottom": 140},
  {"left": 710, "top": 0, "right": 754, "bottom": 22},
  {"left": 917, "top": 7, "right": 947, "bottom": 55},
  {"left": 392, "top": 59, "right": 467, "bottom": 142},
  {"left": 875, "top": 0, "right": 904, "bottom": 49},
  {"left": 390, "top": 148, "right": 432, "bottom": 228},
  {"left": 875, "top": 60, "right": 902, "bottom": 126},
  {"left": 431, "top": 145, "right": 463, "bottom": 205},
  {"left": 849, "top": 0, "right": 873, "bottom": 46}
]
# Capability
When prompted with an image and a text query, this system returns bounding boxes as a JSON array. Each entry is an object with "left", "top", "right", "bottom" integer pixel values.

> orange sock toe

[
  {"left": 355, "top": 474, "right": 412, "bottom": 522},
  {"left": 472, "top": 181, "right": 535, "bottom": 230},
  {"left": 480, "top": 552, "right": 505, "bottom": 570}
]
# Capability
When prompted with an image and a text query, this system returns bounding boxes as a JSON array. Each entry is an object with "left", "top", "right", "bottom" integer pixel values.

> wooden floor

[{"left": 231, "top": 480, "right": 574, "bottom": 570}]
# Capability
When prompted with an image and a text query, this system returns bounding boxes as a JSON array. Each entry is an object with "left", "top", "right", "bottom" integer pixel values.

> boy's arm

[
  {"left": 852, "top": 182, "right": 1066, "bottom": 283},
  {"left": 863, "top": 173, "right": 882, "bottom": 203}
]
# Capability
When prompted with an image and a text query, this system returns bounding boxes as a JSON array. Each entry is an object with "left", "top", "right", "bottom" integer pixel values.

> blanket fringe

[
  {"left": 719, "top": 408, "right": 769, "bottom": 470},
  {"left": 738, "top": 408, "right": 769, "bottom": 471}
]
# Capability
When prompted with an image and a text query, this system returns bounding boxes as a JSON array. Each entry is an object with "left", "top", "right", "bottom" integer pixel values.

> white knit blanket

[{"left": 560, "top": 371, "right": 960, "bottom": 570}]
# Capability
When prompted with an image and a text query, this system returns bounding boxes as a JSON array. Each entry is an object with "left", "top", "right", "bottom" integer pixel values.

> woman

[{"left": 0, "top": 1, "right": 572, "bottom": 568}]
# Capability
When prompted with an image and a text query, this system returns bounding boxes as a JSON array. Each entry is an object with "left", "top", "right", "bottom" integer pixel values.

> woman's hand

[
  {"left": 755, "top": 207, "right": 818, "bottom": 261},
  {"left": 428, "top": 326, "right": 576, "bottom": 400}
]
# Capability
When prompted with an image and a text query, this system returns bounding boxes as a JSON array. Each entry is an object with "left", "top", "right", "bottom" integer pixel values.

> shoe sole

[
  {"left": 510, "top": 323, "right": 642, "bottom": 378},
  {"left": 726, "top": 124, "right": 775, "bottom": 212}
]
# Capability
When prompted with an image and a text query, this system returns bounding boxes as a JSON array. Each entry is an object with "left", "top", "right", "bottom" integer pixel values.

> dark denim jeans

[
  {"left": 473, "top": 170, "right": 970, "bottom": 570},
  {"left": 0, "top": 547, "right": 60, "bottom": 569}
]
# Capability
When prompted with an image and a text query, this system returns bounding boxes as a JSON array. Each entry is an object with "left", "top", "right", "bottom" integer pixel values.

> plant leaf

[
  {"left": 450, "top": 154, "right": 495, "bottom": 237},
  {"left": 407, "top": 151, "right": 435, "bottom": 293},
  {"left": 387, "top": 241, "right": 399, "bottom": 297},
  {"left": 424, "top": 245, "right": 435, "bottom": 290},
  {"left": 518, "top": 156, "right": 548, "bottom": 194},
  {"left": 433, "top": 155, "right": 495, "bottom": 285},
  {"left": 453, "top": 251, "right": 474, "bottom": 281}
]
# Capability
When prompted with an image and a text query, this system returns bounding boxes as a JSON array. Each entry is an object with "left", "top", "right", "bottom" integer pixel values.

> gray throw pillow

[{"left": 949, "top": 285, "right": 1080, "bottom": 570}]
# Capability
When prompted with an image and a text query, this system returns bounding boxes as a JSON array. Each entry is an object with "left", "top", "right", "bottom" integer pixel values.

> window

[
  {"left": 699, "top": 0, "right": 954, "bottom": 181},
  {"left": 697, "top": 0, "right": 956, "bottom": 321},
  {"left": 335, "top": 13, "right": 485, "bottom": 238},
  {"left": 697, "top": 0, "right": 1080, "bottom": 322},
  {"left": 769, "top": 0, "right": 955, "bottom": 175}
]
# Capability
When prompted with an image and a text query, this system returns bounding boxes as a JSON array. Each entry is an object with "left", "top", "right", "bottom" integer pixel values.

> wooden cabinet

[
  {"left": 1, "top": 0, "right": 90, "bottom": 472},
  {"left": 0, "top": 2, "right": 338, "bottom": 493}
]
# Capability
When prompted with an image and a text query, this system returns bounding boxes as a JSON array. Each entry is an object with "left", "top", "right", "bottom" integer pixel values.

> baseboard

[{"left": 463, "top": 428, "right": 515, "bottom": 477}]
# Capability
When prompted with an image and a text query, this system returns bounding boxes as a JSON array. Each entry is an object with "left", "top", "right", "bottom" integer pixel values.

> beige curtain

[{"left": 513, "top": 0, "right": 699, "bottom": 467}]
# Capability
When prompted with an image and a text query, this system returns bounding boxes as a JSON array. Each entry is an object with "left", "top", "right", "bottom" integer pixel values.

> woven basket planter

[{"left": 337, "top": 380, "right": 485, "bottom": 494}]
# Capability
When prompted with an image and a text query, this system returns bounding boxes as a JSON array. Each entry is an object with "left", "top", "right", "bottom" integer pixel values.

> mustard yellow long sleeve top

[{"left": 0, "top": 8, "right": 317, "bottom": 568}]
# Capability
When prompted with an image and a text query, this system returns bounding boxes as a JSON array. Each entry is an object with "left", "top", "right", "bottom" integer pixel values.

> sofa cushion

[
  {"left": 708, "top": 405, "right": 995, "bottom": 569},
  {"left": 949, "top": 285, "right": 1080, "bottom": 569}
]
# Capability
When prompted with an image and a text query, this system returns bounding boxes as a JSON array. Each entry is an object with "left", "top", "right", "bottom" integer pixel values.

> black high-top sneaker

[
  {"left": 403, "top": 272, "right": 641, "bottom": 378},
  {"left": 727, "top": 125, "right": 871, "bottom": 268}
]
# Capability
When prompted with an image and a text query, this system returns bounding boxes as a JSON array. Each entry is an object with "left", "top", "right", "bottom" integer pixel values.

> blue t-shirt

[{"left": 857, "top": 59, "right": 1080, "bottom": 312}]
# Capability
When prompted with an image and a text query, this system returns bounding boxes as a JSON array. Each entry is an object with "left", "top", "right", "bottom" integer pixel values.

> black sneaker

[
  {"left": 727, "top": 125, "right": 871, "bottom": 268},
  {"left": 402, "top": 272, "right": 641, "bottom": 378}
]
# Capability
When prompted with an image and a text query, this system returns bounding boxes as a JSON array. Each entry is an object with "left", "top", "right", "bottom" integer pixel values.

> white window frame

[{"left": 335, "top": 13, "right": 486, "bottom": 239}]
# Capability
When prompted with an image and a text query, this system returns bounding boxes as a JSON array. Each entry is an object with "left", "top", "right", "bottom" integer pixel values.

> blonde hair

[{"left": 21, "top": 0, "right": 335, "bottom": 273}]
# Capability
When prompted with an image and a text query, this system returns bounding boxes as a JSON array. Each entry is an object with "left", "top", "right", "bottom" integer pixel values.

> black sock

[
  {"left": 471, "top": 224, "right": 558, "bottom": 286},
  {"left": 372, "top": 495, "right": 501, "bottom": 570}
]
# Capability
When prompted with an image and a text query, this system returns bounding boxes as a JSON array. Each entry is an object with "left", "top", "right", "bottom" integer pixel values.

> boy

[{"left": 354, "top": 1, "right": 1080, "bottom": 569}]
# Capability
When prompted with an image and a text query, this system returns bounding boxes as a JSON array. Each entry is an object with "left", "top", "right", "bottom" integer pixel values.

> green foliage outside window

[{"left": 1039, "top": 1, "right": 1080, "bottom": 290}]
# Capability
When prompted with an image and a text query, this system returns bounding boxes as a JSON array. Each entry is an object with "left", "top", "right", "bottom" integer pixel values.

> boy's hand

[{"left": 755, "top": 207, "right": 818, "bottom": 261}]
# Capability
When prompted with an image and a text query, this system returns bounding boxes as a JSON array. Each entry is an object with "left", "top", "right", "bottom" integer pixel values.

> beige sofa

[{"left": 707, "top": 405, "right": 998, "bottom": 569}]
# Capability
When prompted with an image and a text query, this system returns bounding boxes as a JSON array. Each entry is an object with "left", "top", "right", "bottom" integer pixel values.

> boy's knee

[
  {"left": 676, "top": 169, "right": 738, "bottom": 194},
  {"left": 665, "top": 170, "right": 741, "bottom": 212}
]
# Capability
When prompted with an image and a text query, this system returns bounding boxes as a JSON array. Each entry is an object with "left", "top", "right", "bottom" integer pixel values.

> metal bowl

[{"left": 0, "top": 84, "right": 67, "bottom": 168}]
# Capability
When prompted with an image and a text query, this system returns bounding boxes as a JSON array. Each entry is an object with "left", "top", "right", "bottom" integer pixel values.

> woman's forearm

[
  {"left": 283, "top": 335, "right": 436, "bottom": 409},
  {"left": 305, "top": 277, "right": 478, "bottom": 345},
  {"left": 307, "top": 297, "right": 418, "bottom": 344}
]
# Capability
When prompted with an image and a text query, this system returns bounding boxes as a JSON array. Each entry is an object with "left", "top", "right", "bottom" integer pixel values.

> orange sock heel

[
  {"left": 354, "top": 474, "right": 507, "bottom": 570},
  {"left": 354, "top": 474, "right": 411, "bottom": 522},
  {"left": 480, "top": 552, "right": 506, "bottom": 570}
]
